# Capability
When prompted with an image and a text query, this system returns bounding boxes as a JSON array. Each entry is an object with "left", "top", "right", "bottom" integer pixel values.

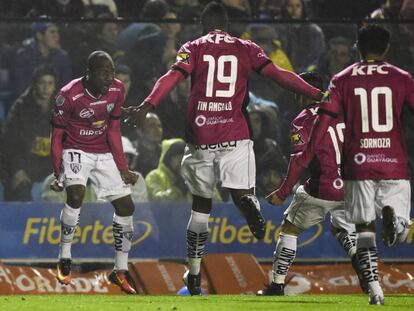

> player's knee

[
  {"left": 281, "top": 220, "right": 301, "bottom": 236},
  {"left": 113, "top": 195, "right": 135, "bottom": 216}
]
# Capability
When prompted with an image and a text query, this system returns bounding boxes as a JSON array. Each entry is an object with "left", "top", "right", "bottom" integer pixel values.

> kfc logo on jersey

[
  {"left": 106, "top": 103, "right": 114, "bottom": 113},
  {"left": 80, "top": 108, "right": 94, "bottom": 118},
  {"left": 55, "top": 95, "right": 65, "bottom": 106},
  {"left": 202, "top": 33, "right": 235, "bottom": 44},
  {"left": 351, "top": 64, "right": 389, "bottom": 76}
]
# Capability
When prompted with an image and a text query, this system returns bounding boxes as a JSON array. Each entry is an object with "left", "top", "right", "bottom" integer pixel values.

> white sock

[
  {"left": 334, "top": 230, "right": 357, "bottom": 258},
  {"left": 113, "top": 214, "right": 133, "bottom": 271},
  {"left": 59, "top": 204, "right": 81, "bottom": 259},
  {"left": 272, "top": 233, "right": 297, "bottom": 284},
  {"left": 186, "top": 211, "right": 210, "bottom": 275},
  {"left": 356, "top": 232, "right": 383, "bottom": 297}
]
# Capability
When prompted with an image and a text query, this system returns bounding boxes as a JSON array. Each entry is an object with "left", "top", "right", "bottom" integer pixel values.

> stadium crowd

[{"left": 0, "top": 0, "right": 413, "bottom": 202}]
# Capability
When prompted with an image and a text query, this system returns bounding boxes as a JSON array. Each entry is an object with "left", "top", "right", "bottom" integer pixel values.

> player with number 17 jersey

[
  {"left": 322, "top": 61, "right": 414, "bottom": 180},
  {"left": 170, "top": 30, "right": 321, "bottom": 145}
]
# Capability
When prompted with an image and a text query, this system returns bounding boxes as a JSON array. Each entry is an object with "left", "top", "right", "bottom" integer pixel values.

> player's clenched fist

[
  {"left": 266, "top": 190, "right": 284, "bottom": 205},
  {"left": 121, "top": 170, "right": 139, "bottom": 185},
  {"left": 50, "top": 178, "right": 64, "bottom": 192}
]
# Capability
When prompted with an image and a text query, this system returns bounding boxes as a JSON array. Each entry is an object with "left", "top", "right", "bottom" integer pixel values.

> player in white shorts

[
  {"left": 259, "top": 72, "right": 366, "bottom": 296},
  {"left": 291, "top": 26, "right": 414, "bottom": 304},
  {"left": 124, "top": 3, "right": 324, "bottom": 295},
  {"left": 50, "top": 51, "right": 138, "bottom": 294}
]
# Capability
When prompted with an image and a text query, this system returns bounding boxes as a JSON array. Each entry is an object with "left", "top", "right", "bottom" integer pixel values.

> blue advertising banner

[{"left": 0, "top": 201, "right": 413, "bottom": 260}]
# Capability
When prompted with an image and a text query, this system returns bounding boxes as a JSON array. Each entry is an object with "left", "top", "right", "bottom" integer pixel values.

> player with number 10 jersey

[{"left": 324, "top": 60, "right": 414, "bottom": 180}]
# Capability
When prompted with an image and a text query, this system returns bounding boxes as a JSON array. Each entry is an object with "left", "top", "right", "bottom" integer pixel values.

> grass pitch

[{"left": 0, "top": 294, "right": 413, "bottom": 311}]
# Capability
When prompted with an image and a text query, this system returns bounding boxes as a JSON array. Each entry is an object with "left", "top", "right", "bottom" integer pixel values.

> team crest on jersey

[
  {"left": 107, "top": 103, "right": 115, "bottom": 113},
  {"left": 176, "top": 52, "right": 190, "bottom": 64},
  {"left": 80, "top": 108, "right": 94, "bottom": 118},
  {"left": 291, "top": 133, "right": 304, "bottom": 145},
  {"left": 70, "top": 163, "right": 82, "bottom": 174},
  {"left": 55, "top": 95, "right": 65, "bottom": 106}
]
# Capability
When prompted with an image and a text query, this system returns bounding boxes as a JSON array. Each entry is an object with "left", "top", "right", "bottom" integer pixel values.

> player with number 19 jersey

[
  {"left": 322, "top": 61, "right": 414, "bottom": 180},
  {"left": 172, "top": 31, "right": 290, "bottom": 144}
]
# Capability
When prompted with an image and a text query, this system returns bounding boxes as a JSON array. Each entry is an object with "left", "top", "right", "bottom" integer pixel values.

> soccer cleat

[
  {"left": 256, "top": 282, "right": 285, "bottom": 296},
  {"left": 239, "top": 194, "right": 265, "bottom": 240},
  {"left": 369, "top": 295, "right": 384, "bottom": 305},
  {"left": 382, "top": 206, "right": 398, "bottom": 246},
  {"left": 183, "top": 270, "right": 201, "bottom": 296},
  {"left": 351, "top": 254, "right": 369, "bottom": 294},
  {"left": 56, "top": 258, "right": 72, "bottom": 285},
  {"left": 108, "top": 270, "right": 137, "bottom": 294}
]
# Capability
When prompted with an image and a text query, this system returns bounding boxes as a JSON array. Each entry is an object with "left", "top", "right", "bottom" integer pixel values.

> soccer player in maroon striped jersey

[
  {"left": 258, "top": 72, "right": 367, "bottom": 296},
  {"left": 275, "top": 25, "right": 414, "bottom": 305},
  {"left": 50, "top": 51, "right": 138, "bottom": 294},
  {"left": 125, "top": 2, "right": 323, "bottom": 295}
]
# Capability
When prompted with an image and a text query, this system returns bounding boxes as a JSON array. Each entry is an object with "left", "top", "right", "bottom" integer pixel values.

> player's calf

[
  {"left": 239, "top": 194, "right": 265, "bottom": 240},
  {"left": 382, "top": 206, "right": 398, "bottom": 246}
]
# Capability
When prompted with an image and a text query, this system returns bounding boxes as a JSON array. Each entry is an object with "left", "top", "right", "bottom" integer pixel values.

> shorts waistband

[{"left": 194, "top": 140, "right": 238, "bottom": 150}]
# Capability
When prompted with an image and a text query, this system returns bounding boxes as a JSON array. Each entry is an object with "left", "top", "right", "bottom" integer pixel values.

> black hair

[
  {"left": 299, "top": 72, "right": 323, "bottom": 91},
  {"left": 87, "top": 50, "right": 113, "bottom": 70},
  {"left": 115, "top": 64, "right": 131, "bottom": 76},
  {"left": 357, "top": 25, "right": 390, "bottom": 59},
  {"left": 140, "top": 0, "right": 170, "bottom": 19},
  {"left": 200, "top": 1, "right": 228, "bottom": 33},
  {"left": 32, "top": 64, "right": 58, "bottom": 84}
]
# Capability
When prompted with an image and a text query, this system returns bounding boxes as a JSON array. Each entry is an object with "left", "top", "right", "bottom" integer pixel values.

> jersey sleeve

[
  {"left": 290, "top": 118, "right": 313, "bottom": 154},
  {"left": 319, "top": 76, "right": 342, "bottom": 116},
  {"left": 51, "top": 92, "right": 71, "bottom": 128},
  {"left": 248, "top": 41, "right": 272, "bottom": 73},
  {"left": 110, "top": 83, "right": 125, "bottom": 119},
  {"left": 171, "top": 41, "right": 195, "bottom": 78},
  {"left": 404, "top": 72, "right": 414, "bottom": 111}
]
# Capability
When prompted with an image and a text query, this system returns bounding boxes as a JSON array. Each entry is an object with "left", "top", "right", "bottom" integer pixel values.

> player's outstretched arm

[
  {"left": 50, "top": 126, "right": 65, "bottom": 192},
  {"left": 260, "top": 63, "right": 324, "bottom": 101},
  {"left": 125, "top": 69, "right": 184, "bottom": 127}
]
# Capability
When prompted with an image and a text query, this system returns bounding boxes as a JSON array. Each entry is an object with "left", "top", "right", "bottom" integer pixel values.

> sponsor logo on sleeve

[
  {"left": 176, "top": 52, "right": 190, "bottom": 64},
  {"left": 55, "top": 95, "right": 65, "bottom": 106},
  {"left": 291, "top": 133, "right": 304, "bottom": 145}
]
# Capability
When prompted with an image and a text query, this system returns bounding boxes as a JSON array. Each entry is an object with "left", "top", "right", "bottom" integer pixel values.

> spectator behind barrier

[
  {"left": 32, "top": 0, "right": 86, "bottom": 18},
  {"left": 274, "top": 0, "right": 326, "bottom": 72},
  {"left": 3, "top": 65, "right": 57, "bottom": 201},
  {"left": 145, "top": 138, "right": 190, "bottom": 202},
  {"left": 316, "top": 36, "right": 354, "bottom": 88},
  {"left": 12, "top": 18, "right": 72, "bottom": 99},
  {"left": 133, "top": 112, "right": 163, "bottom": 176},
  {"left": 115, "top": 0, "right": 180, "bottom": 103}
]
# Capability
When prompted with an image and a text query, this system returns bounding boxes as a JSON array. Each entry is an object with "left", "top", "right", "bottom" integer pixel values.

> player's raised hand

[
  {"left": 123, "top": 101, "right": 153, "bottom": 128},
  {"left": 121, "top": 170, "right": 139, "bottom": 185},
  {"left": 266, "top": 190, "right": 284, "bottom": 205},
  {"left": 50, "top": 178, "right": 64, "bottom": 192}
]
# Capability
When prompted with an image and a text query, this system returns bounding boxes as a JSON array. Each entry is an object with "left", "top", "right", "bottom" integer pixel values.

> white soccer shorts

[
  {"left": 181, "top": 139, "right": 256, "bottom": 198},
  {"left": 344, "top": 179, "right": 411, "bottom": 224},
  {"left": 61, "top": 149, "right": 131, "bottom": 202},
  {"left": 284, "top": 185, "right": 355, "bottom": 233}
]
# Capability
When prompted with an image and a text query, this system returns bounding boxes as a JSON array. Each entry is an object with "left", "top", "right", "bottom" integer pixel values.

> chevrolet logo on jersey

[
  {"left": 91, "top": 120, "right": 106, "bottom": 128},
  {"left": 177, "top": 52, "right": 190, "bottom": 64},
  {"left": 291, "top": 133, "right": 304, "bottom": 145}
]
